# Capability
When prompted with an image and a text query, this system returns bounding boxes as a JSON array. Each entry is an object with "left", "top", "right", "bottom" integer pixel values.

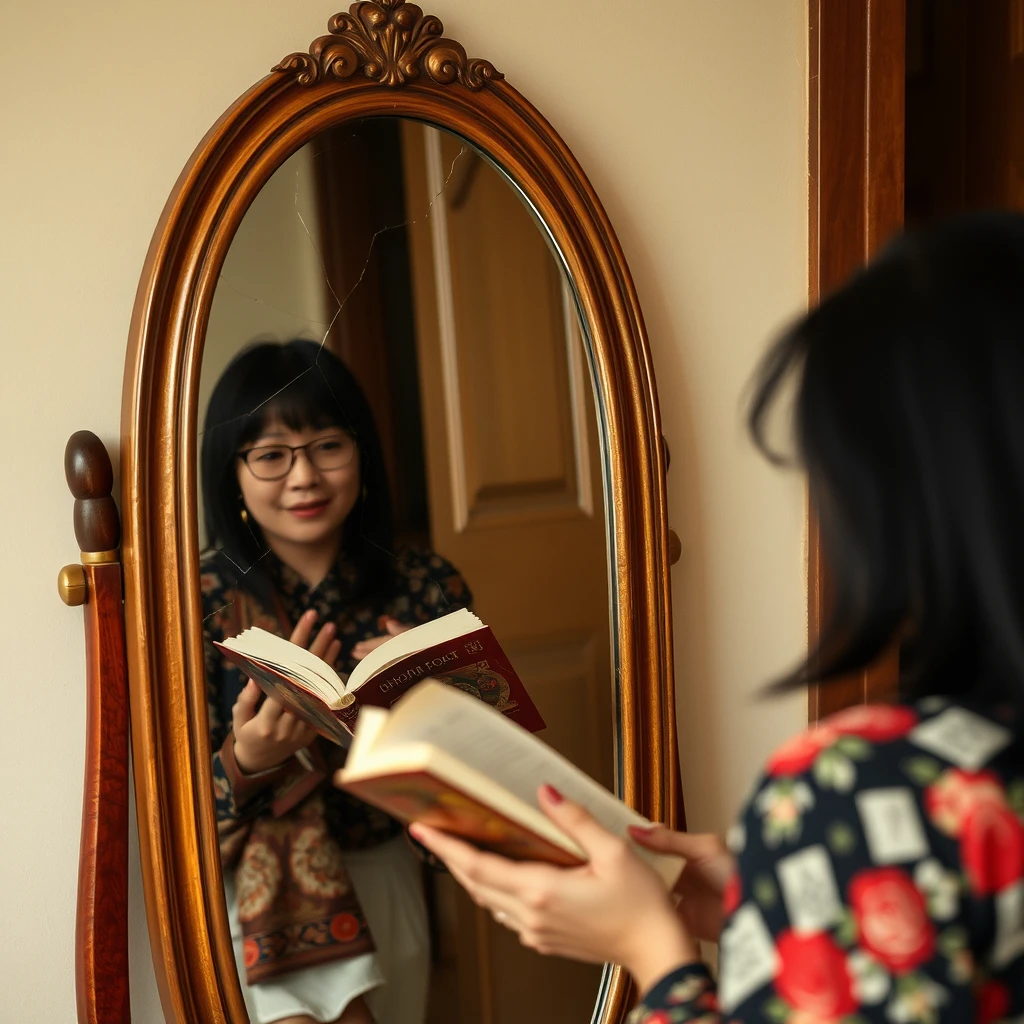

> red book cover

[
  {"left": 341, "top": 626, "right": 546, "bottom": 733},
  {"left": 215, "top": 625, "right": 546, "bottom": 743},
  {"left": 341, "top": 769, "right": 583, "bottom": 867},
  {"left": 214, "top": 647, "right": 353, "bottom": 746}
]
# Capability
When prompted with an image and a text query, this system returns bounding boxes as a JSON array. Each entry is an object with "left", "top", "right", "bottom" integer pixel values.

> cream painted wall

[
  {"left": 199, "top": 144, "right": 328, "bottom": 545},
  {"left": 202, "top": 144, "right": 330, "bottom": 423},
  {"left": 0, "top": 1, "right": 806, "bottom": 1019}
]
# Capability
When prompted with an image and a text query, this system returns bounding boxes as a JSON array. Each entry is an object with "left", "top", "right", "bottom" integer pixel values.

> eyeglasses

[{"left": 238, "top": 433, "right": 357, "bottom": 481}]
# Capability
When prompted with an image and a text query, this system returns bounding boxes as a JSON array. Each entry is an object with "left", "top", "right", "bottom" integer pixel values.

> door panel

[{"left": 403, "top": 121, "right": 613, "bottom": 1024}]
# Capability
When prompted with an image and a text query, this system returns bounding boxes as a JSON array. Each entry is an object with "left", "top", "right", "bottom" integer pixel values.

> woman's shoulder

[
  {"left": 389, "top": 545, "right": 472, "bottom": 613},
  {"left": 393, "top": 545, "right": 460, "bottom": 574},
  {"left": 748, "top": 697, "right": 1024, "bottom": 856},
  {"left": 725, "top": 698, "right": 1024, "bottom": 1018},
  {"left": 199, "top": 551, "right": 236, "bottom": 600},
  {"left": 393, "top": 544, "right": 466, "bottom": 585},
  {"left": 763, "top": 698, "right": 1021, "bottom": 780},
  {"left": 729, "top": 700, "right": 1024, "bottom": 936},
  {"left": 198, "top": 552, "right": 249, "bottom": 639}
]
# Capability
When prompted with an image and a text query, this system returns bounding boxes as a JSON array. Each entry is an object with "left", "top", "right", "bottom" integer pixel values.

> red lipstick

[{"left": 287, "top": 500, "right": 329, "bottom": 519}]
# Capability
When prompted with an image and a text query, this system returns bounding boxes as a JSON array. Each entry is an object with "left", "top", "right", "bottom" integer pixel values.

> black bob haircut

[
  {"left": 201, "top": 339, "right": 395, "bottom": 603},
  {"left": 748, "top": 211, "right": 1024, "bottom": 705}
]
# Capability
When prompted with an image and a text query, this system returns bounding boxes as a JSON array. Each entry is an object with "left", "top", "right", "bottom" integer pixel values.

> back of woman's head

[
  {"left": 201, "top": 339, "right": 394, "bottom": 599},
  {"left": 749, "top": 211, "right": 1024, "bottom": 703}
]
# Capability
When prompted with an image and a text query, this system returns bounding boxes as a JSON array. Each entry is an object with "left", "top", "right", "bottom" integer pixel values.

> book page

[
  {"left": 346, "top": 608, "right": 483, "bottom": 692},
  {"left": 348, "top": 606, "right": 483, "bottom": 688},
  {"left": 348, "top": 706, "right": 389, "bottom": 764},
  {"left": 379, "top": 683, "right": 678, "bottom": 881},
  {"left": 218, "top": 628, "right": 344, "bottom": 704}
]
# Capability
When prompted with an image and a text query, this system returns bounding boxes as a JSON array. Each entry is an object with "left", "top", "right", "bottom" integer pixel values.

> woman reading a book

[
  {"left": 200, "top": 339, "right": 472, "bottom": 1024},
  {"left": 411, "top": 213, "right": 1024, "bottom": 1022}
]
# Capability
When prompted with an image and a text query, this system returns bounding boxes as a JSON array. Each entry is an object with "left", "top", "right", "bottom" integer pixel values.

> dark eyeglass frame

[{"left": 237, "top": 433, "right": 357, "bottom": 481}]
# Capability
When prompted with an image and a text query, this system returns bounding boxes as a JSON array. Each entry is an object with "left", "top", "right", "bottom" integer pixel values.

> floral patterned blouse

[
  {"left": 203, "top": 545, "right": 474, "bottom": 857},
  {"left": 629, "top": 698, "right": 1024, "bottom": 1024},
  {"left": 201, "top": 546, "right": 472, "bottom": 983},
  {"left": 204, "top": 547, "right": 473, "bottom": 741}
]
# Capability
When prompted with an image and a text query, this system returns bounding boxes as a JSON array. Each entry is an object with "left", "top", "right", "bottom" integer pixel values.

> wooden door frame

[{"left": 807, "top": 0, "right": 906, "bottom": 721}]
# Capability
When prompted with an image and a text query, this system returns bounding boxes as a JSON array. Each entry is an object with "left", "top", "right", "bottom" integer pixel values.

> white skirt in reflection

[{"left": 225, "top": 834, "right": 430, "bottom": 1024}]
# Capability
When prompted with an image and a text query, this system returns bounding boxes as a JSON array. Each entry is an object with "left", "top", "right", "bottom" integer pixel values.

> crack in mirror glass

[
  {"left": 200, "top": 121, "right": 471, "bottom": 591},
  {"left": 204, "top": 129, "right": 468, "bottom": 439},
  {"left": 192, "top": 115, "right": 617, "bottom": 1023}
]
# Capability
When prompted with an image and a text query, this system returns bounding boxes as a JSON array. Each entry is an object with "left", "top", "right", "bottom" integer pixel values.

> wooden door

[
  {"left": 810, "top": 0, "right": 1024, "bottom": 721},
  {"left": 904, "top": 0, "right": 1024, "bottom": 221},
  {"left": 402, "top": 122, "right": 614, "bottom": 1024},
  {"left": 808, "top": 0, "right": 906, "bottom": 719}
]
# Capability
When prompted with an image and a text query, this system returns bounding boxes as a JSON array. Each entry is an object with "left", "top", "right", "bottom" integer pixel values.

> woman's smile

[{"left": 286, "top": 499, "right": 331, "bottom": 519}]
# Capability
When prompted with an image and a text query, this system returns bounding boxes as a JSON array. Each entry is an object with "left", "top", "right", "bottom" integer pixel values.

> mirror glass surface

[{"left": 198, "top": 116, "right": 614, "bottom": 1024}]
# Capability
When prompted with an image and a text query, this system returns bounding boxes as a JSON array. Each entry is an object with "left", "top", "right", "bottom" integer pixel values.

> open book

[
  {"left": 214, "top": 608, "right": 545, "bottom": 745},
  {"left": 337, "top": 679, "right": 684, "bottom": 885}
]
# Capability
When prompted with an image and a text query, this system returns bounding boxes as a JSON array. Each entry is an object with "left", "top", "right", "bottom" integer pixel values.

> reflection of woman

[
  {"left": 413, "top": 214, "right": 1024, "bottom": 1021},
  {"left": 201, "top": 339, "right": 471, "bottom": 1024}
]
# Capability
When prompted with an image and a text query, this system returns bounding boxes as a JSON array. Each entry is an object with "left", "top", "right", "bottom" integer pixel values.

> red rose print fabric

[
  {"left": 629, "top": 699, "right": 1024, "bottom": 1024},
  {"left": 848, "top": 868, "right": 935, "bottom": 972},
  {"left": 722, "top": 870, "right": 742, "bottom": 917},
  {"left": 774, "top": 931, "right": 857, "bottom": 1018}
]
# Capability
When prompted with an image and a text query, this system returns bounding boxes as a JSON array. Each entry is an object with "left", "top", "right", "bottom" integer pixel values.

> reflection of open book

[
  {"left": 214, "top": 608, "right": 545, "bottom": 745},
  {"left": 338, "top": 680, "right": 684, "bottom": 884}
]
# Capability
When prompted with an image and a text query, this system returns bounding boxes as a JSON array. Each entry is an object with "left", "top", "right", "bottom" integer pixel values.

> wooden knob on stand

[
  {"left": 668, "top": 528, "right": 682, "bottom": 566},
  {"left": 65, "top": 430, "right": 120, "bottom": 560}
]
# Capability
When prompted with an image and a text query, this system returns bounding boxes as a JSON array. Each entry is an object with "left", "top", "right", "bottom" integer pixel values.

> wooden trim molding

[
  {"left": 60, "top": 430, "right": 131, "bottom": 1024},
  {"left": 807, "top": 0, "right": 905, "bottom": 720},
  {"left": 121, "top": 3, "right": 681, "bottom": 1021}
]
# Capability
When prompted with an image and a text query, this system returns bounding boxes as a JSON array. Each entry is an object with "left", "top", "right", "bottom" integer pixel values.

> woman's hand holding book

[
  {"left": 350, "top": 617, "right": 411, "bottom": 661},
  {"left": 231, "top": 610, "right": 340, "bottom": 774},
  {"left": 411, "top": 785, "right": 703, "bottom": 994}
]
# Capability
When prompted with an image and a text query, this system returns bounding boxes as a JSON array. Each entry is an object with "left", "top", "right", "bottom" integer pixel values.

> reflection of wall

[
  {"left": 203, "top": 145, "right": 329, "bottom": 418},
  {"left": 2, "top": 2, "right": 806, "bottom": 1018},
  {"left": 198, "top": 145, "right": 329, "bottom": 545}
]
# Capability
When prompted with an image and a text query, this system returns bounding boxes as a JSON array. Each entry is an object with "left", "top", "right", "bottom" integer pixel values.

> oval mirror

[{"left": 122, "top": 5, "right": 682, "bottom": 1022}]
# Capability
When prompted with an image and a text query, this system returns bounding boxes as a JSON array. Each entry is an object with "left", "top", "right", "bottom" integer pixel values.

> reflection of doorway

[
  {"left": 809, "top": 1, "right": 1024, "bottom": 719},
  {"left": 402, "top": 123, "right": 613, "bottom": 1024},
  {"left": 315, "top": 119, "right": 432, "bottom": 549},
  {"left": 315, "top": 121, "right": 614, "bottom": 1022}
]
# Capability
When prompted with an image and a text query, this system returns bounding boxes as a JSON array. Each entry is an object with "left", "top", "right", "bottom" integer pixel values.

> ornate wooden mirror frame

[{"left": 121, "top": 3, "right": 682, "bottom": 1020}]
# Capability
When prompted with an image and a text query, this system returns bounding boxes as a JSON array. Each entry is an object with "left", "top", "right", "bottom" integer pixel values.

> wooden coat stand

[{"left": 59, "top": 430, "right": 131, "bottom": 1024}]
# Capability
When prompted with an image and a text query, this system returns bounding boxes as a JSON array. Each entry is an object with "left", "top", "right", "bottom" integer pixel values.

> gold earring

[{"left": 240, "top": 508, "right": 249, "bottom": 524}]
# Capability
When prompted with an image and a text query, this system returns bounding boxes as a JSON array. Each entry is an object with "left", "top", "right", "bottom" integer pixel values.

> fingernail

[
  {"left": 409, "top": 824, "right": 424, "bottom": 840},
  {"left": 627, "top": 824, "right": 657, "bottom": 839},
  {"left": 540, "top": 784, "right": 563, "bottom": 804}
]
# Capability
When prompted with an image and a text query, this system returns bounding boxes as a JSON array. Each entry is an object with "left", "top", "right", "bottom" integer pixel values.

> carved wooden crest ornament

[{"left": 273, "top": 0, "right": 503, "bottom": 89}]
